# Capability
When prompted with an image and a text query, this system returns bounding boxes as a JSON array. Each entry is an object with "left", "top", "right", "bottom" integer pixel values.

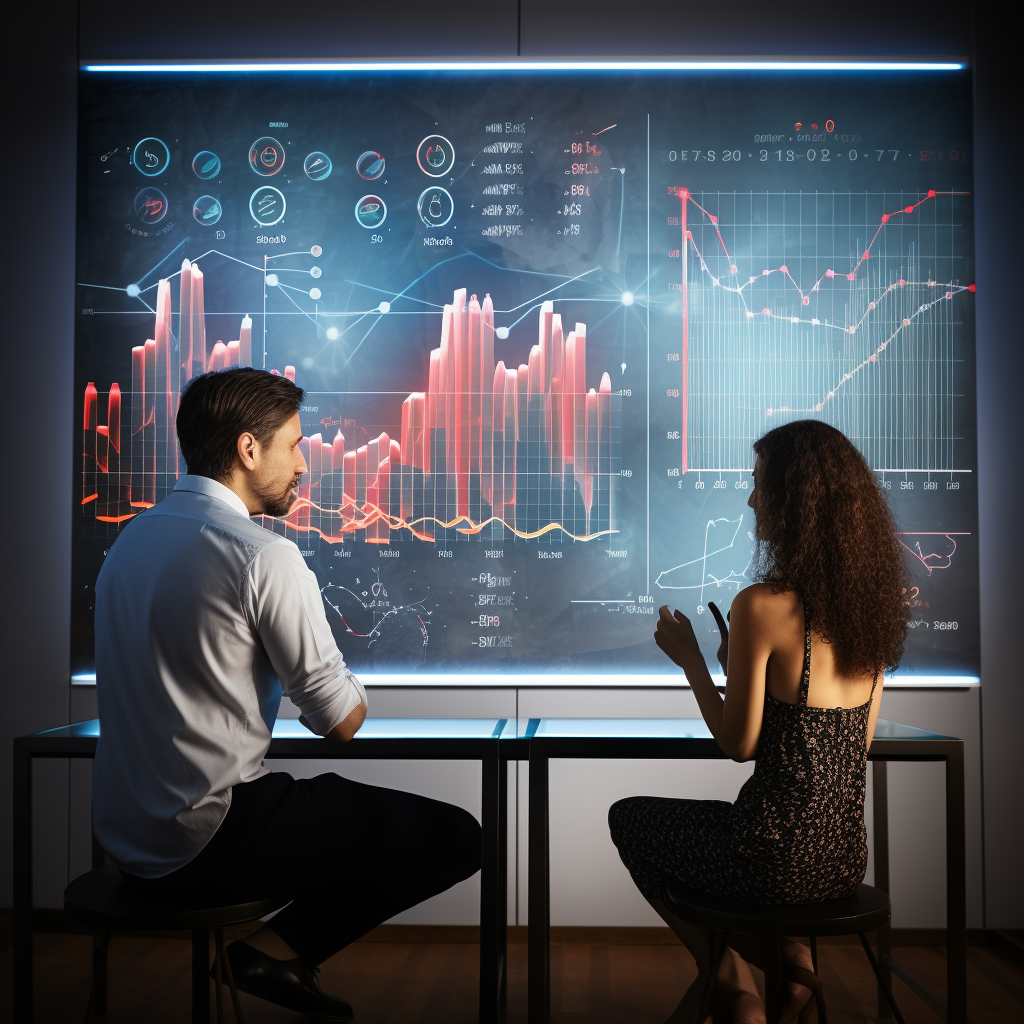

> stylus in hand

[{"left": 708, "top": 601, "right": 730, "bottom": 676}]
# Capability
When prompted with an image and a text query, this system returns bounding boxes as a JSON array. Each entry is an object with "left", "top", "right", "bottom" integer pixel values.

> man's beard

[{"left": 253, "top": 474, "right": 302, "bottom": 518}]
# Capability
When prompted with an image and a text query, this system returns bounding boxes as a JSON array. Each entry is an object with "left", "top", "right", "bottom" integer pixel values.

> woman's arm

[{"left": 654, "top": 586, "right": 771, "bottom": 761}]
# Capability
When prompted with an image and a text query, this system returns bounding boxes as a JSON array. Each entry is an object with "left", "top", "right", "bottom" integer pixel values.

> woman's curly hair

[{"left": 751, "top": 420, "right": 909, "bottom": 677}]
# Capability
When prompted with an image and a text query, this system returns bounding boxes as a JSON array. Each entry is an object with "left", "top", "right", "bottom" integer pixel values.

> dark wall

[{"left": 5, "top": 1, "right": 1018, "bottom": 922}]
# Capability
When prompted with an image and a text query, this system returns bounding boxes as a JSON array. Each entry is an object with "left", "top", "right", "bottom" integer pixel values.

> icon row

[
  {"left": 131, "top": 185, "right": 453, "bottom": 229},
  {"left": 131, "top": 136, "right": 453, "bottom": 181}
]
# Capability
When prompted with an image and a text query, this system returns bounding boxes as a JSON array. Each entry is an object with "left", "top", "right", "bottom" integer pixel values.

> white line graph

[{"left": 655, "top": 515, "right": 751, "bottom": 606}]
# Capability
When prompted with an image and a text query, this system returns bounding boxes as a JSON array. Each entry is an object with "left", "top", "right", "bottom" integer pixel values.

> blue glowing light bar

[
  {"left": 82, "top": 61, "right": 966, "bottom": 74},
  {"left": 71, "top": 672, "right": 980, "bottom": 687}
]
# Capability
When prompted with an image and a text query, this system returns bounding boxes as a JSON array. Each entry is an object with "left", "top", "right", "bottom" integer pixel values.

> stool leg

[
  {"left": 213, "top": 930, "right": 224, "bottom": 1024},
  {"left": 91, "top": 930, "right": 109, "bottom": 1014},
  {"left": 762, "top": 935, "right": 785, "bottom": 1024},
  {"left": 857, "top": 932, "right": 906, "bottom": 1024},
  {"left": 696, "top": 929, "right": 731, "bottom": 1024},
  {"left": 809, "top": 935, "right": 818, "bottom": 976},
  {"left": 192, "top": 928, "right": 211, "bottom": 1024},
  {"left": 218, "top": 932, "right": 245, "bottom": 1024}
]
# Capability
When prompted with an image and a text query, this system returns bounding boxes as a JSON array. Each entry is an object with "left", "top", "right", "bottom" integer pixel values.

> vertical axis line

[
  {"left": 646, "top": 114, "right": 650, "bottom": 595},
  {"left": 680, "top": 189, "right": 689, "bottom": 475}
]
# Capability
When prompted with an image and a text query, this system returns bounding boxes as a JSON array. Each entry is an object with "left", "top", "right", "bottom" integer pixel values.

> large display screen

[{"left": 73, "top": 61, "right": 978, "bottom": 683}]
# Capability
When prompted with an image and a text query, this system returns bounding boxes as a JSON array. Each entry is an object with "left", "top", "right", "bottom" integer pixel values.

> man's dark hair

[{"left": 176, "top": 368, "right": 304, "bottom": 480}]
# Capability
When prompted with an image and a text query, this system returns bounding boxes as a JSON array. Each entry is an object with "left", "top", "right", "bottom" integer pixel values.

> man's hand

[
  {"left": 708, "top": 601, "right": 730, "bottom": 675},
  {"left": 327, "top": 701, "right": 367, "bottom": 742},
  {"left": 654, "top": 606, "right": 703, "bottom": 670}
]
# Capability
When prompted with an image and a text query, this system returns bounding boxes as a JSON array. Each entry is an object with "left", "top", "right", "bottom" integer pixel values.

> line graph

[
  {"left": 654, "top": 515, "right": 752, "bottom": 606},
  {"left": 670, "top": 188, "right": 975, "bottom": 472},
  {"left": 897, "top": 531, "right": 968, "bottom": 575}
]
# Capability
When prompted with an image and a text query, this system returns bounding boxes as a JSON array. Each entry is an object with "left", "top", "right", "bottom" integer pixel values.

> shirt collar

[{"left": 173, "top": 476, "right": 252, "bottom": 520}]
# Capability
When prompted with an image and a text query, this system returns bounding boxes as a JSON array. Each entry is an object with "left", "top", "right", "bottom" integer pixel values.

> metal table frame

[
  {"left": 13, "top": 718, "right": 509, "bottom": 1024},
  {"left": 525, "top": 719, "right": 966, "bottom": 1024}
]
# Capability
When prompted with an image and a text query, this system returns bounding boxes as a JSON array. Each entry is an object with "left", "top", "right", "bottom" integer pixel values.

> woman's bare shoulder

[{"left": 732, "top": 584, "right": 800, "bottom": 624}]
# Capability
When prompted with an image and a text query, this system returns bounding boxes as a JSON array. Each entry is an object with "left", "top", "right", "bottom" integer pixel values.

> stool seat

[
  {"left": 663, "top": 881, "right": 891, "bottom": 937},
  {"left": 65, "top": 864, "right": 285, "bottom": 932}
]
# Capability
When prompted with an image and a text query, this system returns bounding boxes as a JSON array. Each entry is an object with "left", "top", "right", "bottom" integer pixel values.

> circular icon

[
  {"left": 416, "top": 135, "right": 454, "bottom": 177},
  {"left": 303, "top": 151, "right": 332, "bottom": 180},
  {"left": 192, "top": 195, "right": 222, "bottom": 226},
  {"left": 250, "top": 186, "right": 286, "bottom": 226},
  {"left": 248, "top": 137, "right": 285, "bottom": 176},
  {"left": 354, "top": 194, "right": 387, "bottom": 229},
  {"left": 417, "top": 186, "right": 454, "bottom": 228},
  {"left": 133, "top": 138, "right": 170, "bottom": 177},
  {"left": 192, "top": 151, "right": 221, "bottom": 179},
  {"left": 134, "top": 187, "right": 168, "bottom": 224},
  {"left": 356, "top": 150, "right": 385, "bottom": 180}
]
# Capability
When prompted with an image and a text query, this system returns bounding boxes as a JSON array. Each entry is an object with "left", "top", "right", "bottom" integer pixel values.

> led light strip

[
  {"left": 71, "top": 672, "right": 979, "bottom": 687},
  {"left": 82, "top": 61, "right": 966, "bottom": 73}
]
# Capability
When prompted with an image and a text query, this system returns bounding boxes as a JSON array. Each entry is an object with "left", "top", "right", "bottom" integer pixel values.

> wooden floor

[{"left": 2, "top": 926, "right": 1022, "bottom": 1023}]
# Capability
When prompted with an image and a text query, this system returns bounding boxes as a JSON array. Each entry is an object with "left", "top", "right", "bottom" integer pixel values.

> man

[{"left": 94, "top": 368, "right": 481, "bottom": 1021}]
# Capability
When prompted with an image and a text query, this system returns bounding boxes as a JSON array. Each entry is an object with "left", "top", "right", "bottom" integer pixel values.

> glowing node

[
  {"left": 378, "top": 301, "right": 391, "bottom": 314},
  {"left": 802, "top": 296, "right": 809, "bottom": 305},
  {"left": 882, "top": 214, "right": 889, "bottom": 223},
  {"left": 780, "top": 265, "right": 788, "bottom": 273},
  {"left": 730, "top": 264, "right": 737, "bottom": 273},
  {"left": 928, "top": 189, "right": 936, "bottom": 197},
  {"left": 326, "top": 326, "right": 340, "bottom": 341},
  {"left": 621, "top": 291, "right": 634, "bottom": 306},
  {"left": 762, "top": 308, "right": 770, "bottom": 315},
  {"left": 846, "top": 273, "right": 855, "bottom": 281},
  {"left": 310, "top": 244, "right": 322, "bottom": 257},
  {"left": 905, "top": 206, "right": 914, "bottom": 214},
  {"left": 310, "top": 266, "right": 322, "bottom": 278},
  {"left": 309, "top": 287, "right": 321, "bottom": 300},
  {"left": 265, "top": 273, "right": 279, "bottom": 287},
  {"left": 495, "top": 326, "right": 510, "bottom": 340},
  {"left": 899, "top": 279, "right": 906, "bottom": 286},
  {"left": 968, "top": 283, "right": 976, "bottom": 293},
  {"left": 126, "top": 283, "right": 141, "bottom": 297},
  {"left": 848, "top": 326, "right": 856, "bottom": 334}
]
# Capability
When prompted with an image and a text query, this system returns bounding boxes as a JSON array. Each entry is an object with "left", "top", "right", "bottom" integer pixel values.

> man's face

[{"left": 251, "top": 412, "right": 306, "bottom": 517}]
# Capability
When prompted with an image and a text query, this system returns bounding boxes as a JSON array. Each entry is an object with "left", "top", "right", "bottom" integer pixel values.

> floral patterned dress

[{"left": 609, "top": 619, "right": 875, "bottom": 904}]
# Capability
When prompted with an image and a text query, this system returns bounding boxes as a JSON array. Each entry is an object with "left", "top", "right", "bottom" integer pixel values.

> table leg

[
  {"left": 13, "top": 742, "right": 32, "bottom": 1024},
  {"left": 528, "top": 748, "right": 549, "bottom": 1024},
  {"left": 872, "top": 760, "right": 892, "bottom": 1019},
  {"left": 498, "top": 755, "right": 508, "bottom": 1004},
  {"left": 480, "top": 747, "right": 500, "bottom": 1023},
  {"left": 946, "top": 745, "right": 967, "bottom": 1024}
]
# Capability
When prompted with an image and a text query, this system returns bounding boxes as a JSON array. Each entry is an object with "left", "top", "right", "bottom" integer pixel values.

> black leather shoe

[{"left": 220, "top": 940, "right": 354, "bottom": 1021}]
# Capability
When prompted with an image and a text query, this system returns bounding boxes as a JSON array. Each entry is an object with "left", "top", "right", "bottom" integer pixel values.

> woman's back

[
  {"left": 758, "top": 586, "right": 879, "bottom": 715},
  {"left": 729, "top": 586, "right": 879, "bottom": 902}
]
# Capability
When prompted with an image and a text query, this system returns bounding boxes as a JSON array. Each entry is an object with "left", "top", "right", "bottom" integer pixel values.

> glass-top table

[{"left": 13, "top": 716, "right": 965, "bottom": 1024}]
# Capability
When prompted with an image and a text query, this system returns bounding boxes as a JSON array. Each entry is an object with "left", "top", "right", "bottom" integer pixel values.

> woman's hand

[
  {"left": 654, "top": 605, "right": 703, "bottom": 670},
  {"left": 708, "top": 601, "right": 730, "bottom": 675}
]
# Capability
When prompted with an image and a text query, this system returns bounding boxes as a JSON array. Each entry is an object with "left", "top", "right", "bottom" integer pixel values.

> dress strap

[{"left": 799, "top": 610, "right": 812, "bottom": 706}]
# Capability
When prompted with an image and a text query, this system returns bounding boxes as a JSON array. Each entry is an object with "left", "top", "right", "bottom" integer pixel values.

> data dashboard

[{"left": 72, "top": 62, "right": 978, "bottom": 682}]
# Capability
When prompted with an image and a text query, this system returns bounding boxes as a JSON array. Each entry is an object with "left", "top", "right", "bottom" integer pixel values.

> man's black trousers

[{"left": 125, "top": 771, "right": 483, "bottom": 965}]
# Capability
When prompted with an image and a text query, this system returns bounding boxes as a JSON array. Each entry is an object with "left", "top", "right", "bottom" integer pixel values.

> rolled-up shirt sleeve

[{"left": 249, "top": 540, "right": 366, "bottom": 735}]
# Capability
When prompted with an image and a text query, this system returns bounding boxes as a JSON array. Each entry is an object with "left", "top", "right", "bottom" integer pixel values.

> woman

[{"left": 609, "top": 420, "right": 909, "bottom": 1024}]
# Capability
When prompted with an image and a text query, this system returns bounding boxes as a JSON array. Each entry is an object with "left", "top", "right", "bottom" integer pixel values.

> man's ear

[{"left": 236, "top": 431, "right": 259, "bottom": 471}]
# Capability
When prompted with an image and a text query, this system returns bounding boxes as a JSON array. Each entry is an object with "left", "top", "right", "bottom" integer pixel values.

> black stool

[
  {"left": 663, "top": 881, "right": 906, "bottom": 1024},
  {"left": 64, "top": 864, "right": 287, "bottom": 1024}
]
